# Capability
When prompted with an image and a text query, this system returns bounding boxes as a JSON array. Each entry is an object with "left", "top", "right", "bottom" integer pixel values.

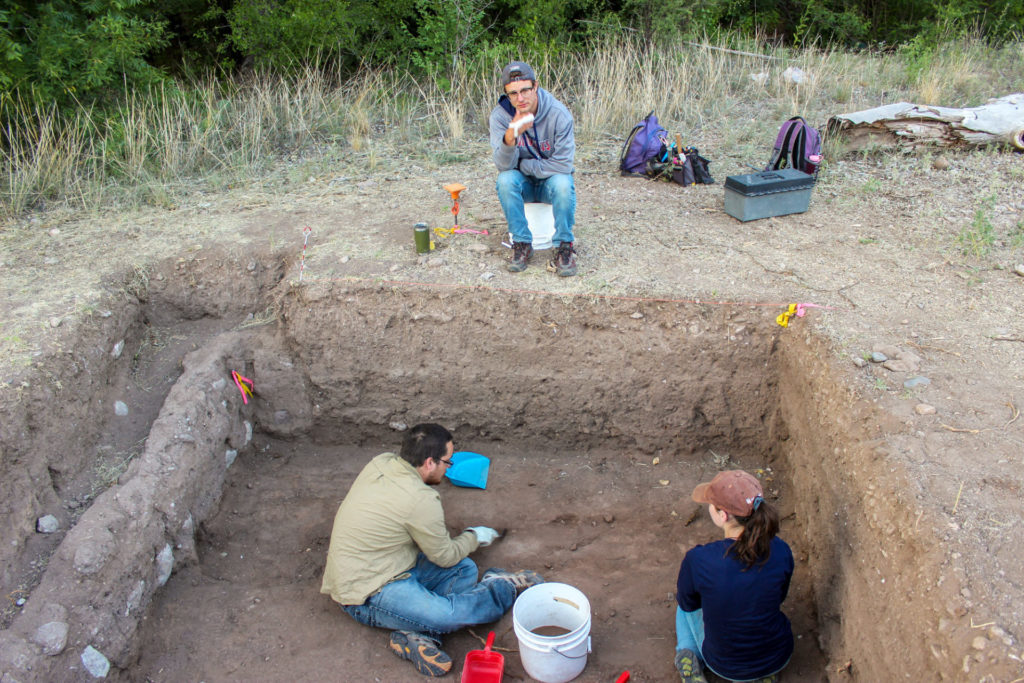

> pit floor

[{"left": 132, "top": 436, "right": 827, "bottom": 682}]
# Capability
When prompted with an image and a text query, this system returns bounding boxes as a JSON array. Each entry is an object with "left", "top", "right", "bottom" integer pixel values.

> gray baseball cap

[{"left": 501, "top": 61, "right": 536, "bottom": 87}]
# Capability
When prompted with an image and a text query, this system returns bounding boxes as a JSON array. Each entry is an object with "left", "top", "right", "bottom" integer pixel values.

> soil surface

[
  {"left": 2, "top": 138, "right": 1023, "bottom": 682},
  {"left": 131, "top": 438, "right": 825, "bottom": 683}
]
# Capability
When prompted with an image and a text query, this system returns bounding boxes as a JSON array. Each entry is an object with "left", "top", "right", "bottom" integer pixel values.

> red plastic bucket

[{"left": 461, "top": 631, "right": 504, "bottom": 683}]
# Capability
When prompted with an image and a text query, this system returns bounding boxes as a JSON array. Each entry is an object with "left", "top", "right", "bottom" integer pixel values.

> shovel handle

[
  {"left": 485, "top": 631, "right": 495, "bottom": 652},
  {"left": 615, "top": 672, "right": 631, "bottom": 683}
]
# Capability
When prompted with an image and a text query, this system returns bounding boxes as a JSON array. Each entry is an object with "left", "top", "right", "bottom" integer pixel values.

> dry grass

[{"left": 3, "top": 35, "right": 1022, "bottom": 223}]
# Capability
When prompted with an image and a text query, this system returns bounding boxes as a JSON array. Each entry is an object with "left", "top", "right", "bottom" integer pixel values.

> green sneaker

[
  {"left": 389, "top": 630, "right": 452, "bottom": 677},
  {"left": 674, "top": 648, "right": 708, "bottom": 683}
]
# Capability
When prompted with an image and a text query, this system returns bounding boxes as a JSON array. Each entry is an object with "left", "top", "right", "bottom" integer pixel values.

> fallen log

[{"left": 827, "top": 93, "right": 1024, "bottom": 151}]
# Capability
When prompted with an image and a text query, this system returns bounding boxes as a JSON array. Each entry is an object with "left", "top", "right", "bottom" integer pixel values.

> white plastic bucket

[
  {"left": 512, "top": 582, "right": 591, "bottom": 683},
  {"left": 524, "top": 203, "right": 555, "bottom": 250}
]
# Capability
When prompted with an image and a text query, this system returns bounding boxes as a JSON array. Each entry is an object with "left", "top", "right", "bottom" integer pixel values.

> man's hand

[
  {"left": 504, "top": 113, "right": 534, "bottom": 145},
  {"left": 467, "top": 526, "right": 500, "bottom": 546}
]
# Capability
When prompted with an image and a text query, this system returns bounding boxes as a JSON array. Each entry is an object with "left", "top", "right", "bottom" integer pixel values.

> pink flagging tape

[
  {"left": 299, "top": 227, "right": 313, "bottom": 282},
  {"left": 776, "top": 302, "right": 834, "bottom": 327},
  {"left": 231, "top": 370, "right": 254, "bottom": 405}
]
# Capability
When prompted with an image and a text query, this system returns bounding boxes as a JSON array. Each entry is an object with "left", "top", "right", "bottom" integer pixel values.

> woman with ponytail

[{"left": 673, "top": 470, "right": 794, "bottom": 683}]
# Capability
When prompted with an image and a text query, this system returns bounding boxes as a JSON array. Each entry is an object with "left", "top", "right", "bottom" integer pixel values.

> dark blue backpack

[
  {"left": 620, "top": 112, "right": 669, "bottom": 176},
  {"left": 765, "top": 116, "right": 822, "bottom": 175}
]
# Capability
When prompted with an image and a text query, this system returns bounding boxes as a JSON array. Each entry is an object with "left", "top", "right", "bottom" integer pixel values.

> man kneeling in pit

[{"left": 321, "top": 423, "right": 544, "bottom": 677}]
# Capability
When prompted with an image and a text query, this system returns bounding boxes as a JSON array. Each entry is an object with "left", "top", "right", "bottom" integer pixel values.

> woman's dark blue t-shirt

[{"left": 676, "top": 536, "right": 794, "bottom": 681}]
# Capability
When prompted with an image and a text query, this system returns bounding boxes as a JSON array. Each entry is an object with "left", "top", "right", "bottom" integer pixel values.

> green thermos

[{"left": 414, "top": 222, "right": 430, "bottom": 253}]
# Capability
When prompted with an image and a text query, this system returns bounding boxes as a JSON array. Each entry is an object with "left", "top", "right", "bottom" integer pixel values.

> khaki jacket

[{"left": 320, "top": 452, "right": 479, "bottom": 605}]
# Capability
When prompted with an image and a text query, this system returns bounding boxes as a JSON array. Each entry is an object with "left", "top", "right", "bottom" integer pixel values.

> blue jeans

[
  {"left": 496, "top": 170, "right": 575, "bottom": 246},
  {"left": 675, "top": 606, "right": 706, "bottom": 657},
  {"left": 341, "top": 554, "right": 516, "bottom": 637}
]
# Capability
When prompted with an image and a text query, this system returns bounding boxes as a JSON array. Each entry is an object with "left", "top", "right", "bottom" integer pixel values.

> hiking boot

[
  {"left": 547, "top": 242, "right": 577, "bottom": 277},
  {"left": 674, "top": 648, "right": 707, "bottom": 683},
  {"left": 507, "top": 241, "right": 533, "bottom": 272},
  {"left": 389, "top": 630, "right": 452, "bottom": 677},
  {"left": 480, "top": 568, "right": 545, "bottom": 592},
  {"left": 749, "top": 676, "right": 780, "bottom": 683}
]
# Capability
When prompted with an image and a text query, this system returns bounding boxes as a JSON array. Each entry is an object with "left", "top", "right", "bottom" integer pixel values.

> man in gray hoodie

[{"left": 489, "top": 61, "right": 578, "bottom": 276}]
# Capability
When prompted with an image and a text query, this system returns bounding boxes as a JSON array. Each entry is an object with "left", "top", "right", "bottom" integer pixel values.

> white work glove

[{"left": 467, "top": 526, "right": 500, "bottom": 547}]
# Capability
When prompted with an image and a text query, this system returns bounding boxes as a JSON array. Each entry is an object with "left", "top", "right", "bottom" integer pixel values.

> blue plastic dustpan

[{"left": 445, "top": 451, "right": 490, "bottom": 489}]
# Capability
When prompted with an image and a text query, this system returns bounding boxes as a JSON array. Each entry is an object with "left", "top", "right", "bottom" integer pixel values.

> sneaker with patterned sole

[
  {"left": 674, "top": 648, "right": 708, "bottom": 683},
  {"left": 389, "top": 630, "right": 452, "bottom": 677},
  {"left": 480, "top": 568, "right": 545, "bottom": 592},
  {"left": 507, "top": 241, "right": 533, "bottom": 272},
  {"left": 547, "top": 242, "right": 577, "bottom": 277}
]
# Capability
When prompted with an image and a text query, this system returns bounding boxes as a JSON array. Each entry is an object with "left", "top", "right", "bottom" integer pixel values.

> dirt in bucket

[{"left": 531, "top": 625, "right": 574, "bottom": 637}]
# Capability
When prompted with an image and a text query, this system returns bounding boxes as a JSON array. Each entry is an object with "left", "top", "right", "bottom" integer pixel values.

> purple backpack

[
  {"left": 766, "top": 116, "right": 822, "bottom": 175},
  {"left": 620, "top": 111, "right": 669, "bottom": 176}
]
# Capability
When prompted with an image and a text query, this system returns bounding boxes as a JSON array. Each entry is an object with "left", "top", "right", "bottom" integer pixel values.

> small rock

[
  {"left": 34, "top": 621, "right": 69, "bottom": 655},
  {"left": 874, "top": 344, "right": 901, "bottom": 358},
  {"left": 631, "top": 312, "right": 644, "bottom": 319},
  {"left": 904, "top": 376, "right": 931, "bottom": 389},
  {"left": 932, "top": 157, "right": 950, "bottom": 171},
  {"left": 466, "top": 242, "right": 489, "bottom": 254},
  {"left": 569, "top": 543, "right": 578, "bottom": 552},
  {"left": 114, "top": 401, "right": 129, "bottom": 416},
  {"left": 426, "top": 257, "right": 445, "bottom": 268},
  {"left": 389, "top": 264, "right": 400, "bottom": 272},
  {"left": 883, "top": 358, "right": 919, "bottom": 373},
  {"left": 111, "top": 340, "right": 125, "bottom": 359},
  {"left": 273, "top": 410, "right": 290, "bottom": 423},
  {"left": 852, "top": 357, "right": 867, "bottom": 368},
  {"left": 971, "top": 636, "right": 987, "bottom": 651},
  {"left": 44, "top": 256, "right": 60, "bottom": 265},
  {"left": 36, "top": 515, "right": 59, "bottom": 533},
  {"left": 246, "top": 260, "right": 257, "bottom": 272},
  {"left": 81, "top": 645, "right": 111, "bottom": 678},
  {"left": 480, "top": 272, "right": 495, "bottom": 281},
  {"left": 225, "top": 449, "right": 238, "bottom": 468},
  {"left": 603, "top": 514, "right": 615, "bottom": 524},
  {"left": 49, "top": 317, "right": 63, "bottom": 328},
  {"left": 156, "top": 545, "right": 174, "bottom": 586},
  {"left": 340, "top": 255, "right": 350, "bottom": 264},
  {"left": 389, "top": 421, "right": 408, "bottom": 431},
  {"left": 870, "top": 352, "right": 888, "bottom": 363},
  {"left": 49, "top": 228, "right": 60, "bottom": 236},
  {"left": 1013, "top": 264, "right": 1024, "bottom": 277},
  {"left": 914, "top": 404, "right": 937, "bottom": 415}
]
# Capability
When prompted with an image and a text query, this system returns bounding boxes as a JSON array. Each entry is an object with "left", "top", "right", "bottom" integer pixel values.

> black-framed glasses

[
  {"left": 439, "top": 457, "right": 453, "bottom": 466},
  {"left": 505, "top": 86, "right": 534, "bottom": 99}
]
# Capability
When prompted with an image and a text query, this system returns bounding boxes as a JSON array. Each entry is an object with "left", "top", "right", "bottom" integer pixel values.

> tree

[{"left": 0, "top": 0, "right": 168, "bottom": 105}]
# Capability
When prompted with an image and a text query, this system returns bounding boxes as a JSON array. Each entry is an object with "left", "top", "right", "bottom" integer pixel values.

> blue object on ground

[{"left": 445, "top": 451, "right": 490, "bottom": 489}]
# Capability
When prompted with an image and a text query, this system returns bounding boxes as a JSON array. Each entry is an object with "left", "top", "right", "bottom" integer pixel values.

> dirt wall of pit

[
  {"left": 0, "top": 248, "right": 285, "bottom": 612},
  {"left": 274, "top": 281, "right": 784, "bottom": 455},
  {"left": 773, "top": 327, "right": 974, "bottom": 682}
]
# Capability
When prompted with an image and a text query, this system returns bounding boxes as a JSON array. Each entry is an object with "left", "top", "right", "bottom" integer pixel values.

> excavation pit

[{"left": 0, "top": 277, "right": 963, "bottom": 681}]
